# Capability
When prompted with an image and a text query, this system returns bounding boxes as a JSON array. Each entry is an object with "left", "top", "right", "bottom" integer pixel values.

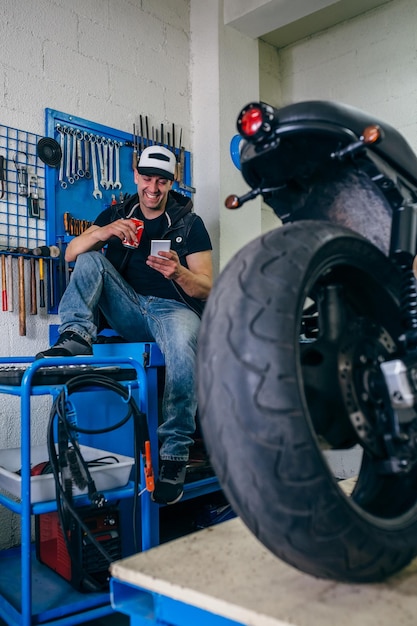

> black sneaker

[
  {"left": 151, "top": 460, "right": 187, "bottom": 505},
  {"left": 35, "top": 331, "right": 92, "bottom": 359}
]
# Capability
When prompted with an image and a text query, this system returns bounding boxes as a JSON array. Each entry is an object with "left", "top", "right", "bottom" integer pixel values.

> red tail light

[
  {"left": 240, "top": 107, "right": 263, "bottom": 137},
  {"left": 237, "top": 102, "right": 278, "bottom": 143}
]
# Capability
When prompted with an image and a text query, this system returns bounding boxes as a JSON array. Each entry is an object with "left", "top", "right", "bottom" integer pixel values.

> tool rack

[
  {"left": 44, "top": 108, "right": 193, "bottom": 252},
  {"left": 0, "top": 342, "right": 220, "bottom": 626},
  {"left": 0, "top": 111, "right": 194, "bottom": 326},
  {"left": 0, "top": 121, "right": 47, "bottom": 250}
]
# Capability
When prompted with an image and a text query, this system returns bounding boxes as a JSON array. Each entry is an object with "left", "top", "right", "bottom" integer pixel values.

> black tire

[{"left": 197, "top": 220, "right": 417, "bottom": 582}]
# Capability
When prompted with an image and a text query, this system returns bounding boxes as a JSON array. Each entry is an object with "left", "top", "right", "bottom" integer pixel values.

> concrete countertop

[{"left": 111, "top": 517, "right": 417, "bottom": 626}]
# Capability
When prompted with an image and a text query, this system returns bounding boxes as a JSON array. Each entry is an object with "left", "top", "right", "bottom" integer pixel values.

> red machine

[{"left": 36, "top": 506, "right": 121, "bottom": 592}]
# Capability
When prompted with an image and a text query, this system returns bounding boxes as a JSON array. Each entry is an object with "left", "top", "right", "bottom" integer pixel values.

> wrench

[
  {"left": 76, "top": 130, "right": 84, "bottom": 178},
  {"left": 102, "top": 138, "right": 109, "bottom": 189},
  {"left": 90, "top": 139, "right": 102, "bottom": 199},
  {"left": 84, "top": 132, "right": 91, "bottom": 179},
  {"left": 57, "top": 126, "right": 67, "bottom": 189},
  {"left": 113, "top": 142, "right": 122, "bottom": 189},
  {"left": 107, "top": 140, "right": 114, "bottom": 189},
  {"left": 71, "top": 129, "right": 79, "bottom": 181},
  {"left": 96, "top": 138, "right": 107, "bottom": 189},
  {"left": 65, "top": 127, "right": 74, "bottom": 184}
]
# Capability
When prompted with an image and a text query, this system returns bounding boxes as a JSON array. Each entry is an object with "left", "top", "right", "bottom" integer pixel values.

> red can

[{"left": 122, "top": 218, "right": 144, "bottom": 249}]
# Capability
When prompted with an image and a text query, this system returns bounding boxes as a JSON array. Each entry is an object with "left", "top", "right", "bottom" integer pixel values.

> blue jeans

[{"left": 58, "top": 251, "right": 201, "bottom": 462}]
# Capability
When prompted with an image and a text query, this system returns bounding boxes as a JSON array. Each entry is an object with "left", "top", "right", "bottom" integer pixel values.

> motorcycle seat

[{"left": 275, "top": 100, "right": 417, "bottom": 188}]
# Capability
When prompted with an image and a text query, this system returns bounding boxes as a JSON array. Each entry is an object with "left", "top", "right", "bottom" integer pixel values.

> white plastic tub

[{"left": 0, "top": 444, "right": 134, "bottom": 503}]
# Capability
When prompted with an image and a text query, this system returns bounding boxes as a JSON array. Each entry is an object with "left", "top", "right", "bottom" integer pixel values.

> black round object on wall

[{"left": 37, "top": 137, "right": 62, "bottom": 167}]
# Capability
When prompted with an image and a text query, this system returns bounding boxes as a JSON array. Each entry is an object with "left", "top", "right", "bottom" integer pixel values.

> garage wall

[
  {"left": 258, "top": 0, "right": 417, "bottom": 231},
  {"left": 0, "top": 0, "right": 261, "bottom": 550},
  {"left": 190, "top": 1, "right": 261, "bottom": 272},
  {"left": 1, "top": 0, "right": 191, "bottom": 135},
  {"left": 0, "top": 0, "right": 193, "bottom": 549},
  {"left": 261, "top": 0, "right": 417, "bottom": 142},
  {"left": 259, "top": 42, "right": 282, "bottom": 232},
  {"left": 0, "top": 0, "right": 192, "bottom": 362}
]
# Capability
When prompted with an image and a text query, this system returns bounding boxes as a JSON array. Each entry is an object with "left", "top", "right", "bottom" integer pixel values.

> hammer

[
  {"left": 30, "top": 257, "right": 37, "bottom": 315},
  {"left": 18, "top": 256, "right": 26, "bottom": 336},
  {"left": 1, "top": 255, "right": 7, "bottom": 311},
  {"left": 7, "top": 255, "right": 13, "bottom": 312},
  {"left": 32, "top": 245, "right": 60, "bottom": 258}
]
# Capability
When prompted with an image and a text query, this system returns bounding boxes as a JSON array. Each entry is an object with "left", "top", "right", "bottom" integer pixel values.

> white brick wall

[
  {"left": 0, "top": 0, "right": 192, "bottom": 549},
  {"left": 0, "top": 0, "right": 190, "bottom": 135},
  {"left": 274, "top": 0, "right": 417, "bottom": 145},
  {"left": 0, "top": 0, "right": 192, "bottom": 363},
  {"left": 0, "top": 0, "right": 258, "bottom": 551},
  {"left": 258, "top": 0, "right": 417, "bottom": 230}
]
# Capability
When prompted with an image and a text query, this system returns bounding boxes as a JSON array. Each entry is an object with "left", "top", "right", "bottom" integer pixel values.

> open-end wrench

[
  {"left": 96, "top": 138, "right": 107, "bottom": 189},
  {"left": 113, "top": 142, "right": 122, "bottom": 189},
  {"left": 57, "top": 125, "right": 67, "bottom": 189},
  {"left": 102, "top": 138, "right": 109, "bottom": 189},
  {"left": 107, "top": 140, "right": 114, "bottom": 189},
  {"left": 76, "top": 130, "right": 84, "bottom": 178},
  {"left": 90, "top": 139, "right": 102, "bottom": 199},
  {"left": 71, "top": 128, "right": 80, "bottom": 180},
  {"left": 65, "top": 127, "right": 74, "bottom": 184},
  {"left": 71, "top": 129, "right": 79, "bottom": 181},
  {"left": 84, "top": 132, "right": 91, "bottom": 179}
]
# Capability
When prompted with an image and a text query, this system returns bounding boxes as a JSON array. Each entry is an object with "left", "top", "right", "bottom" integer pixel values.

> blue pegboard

[
  {"left": 45, "top": 109, "right": 136, "bottom": 246},
  {"left": 0, "top": 122, "right": 47, "bottom": 251},
  {"left": 42, "top": 109, "right": 192, "bottom": 313},
  {"left": 44, "top": 109, "right": 193, "bottom": 247}
]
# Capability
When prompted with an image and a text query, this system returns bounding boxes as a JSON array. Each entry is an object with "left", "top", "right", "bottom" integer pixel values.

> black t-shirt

[{"left": 94, "top": 202, "right": 212, "bottom": 301}]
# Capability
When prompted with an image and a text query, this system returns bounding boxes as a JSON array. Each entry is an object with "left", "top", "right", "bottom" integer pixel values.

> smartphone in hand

[{"left": 150, "top": 240, "right": 171, "bottom": 256}]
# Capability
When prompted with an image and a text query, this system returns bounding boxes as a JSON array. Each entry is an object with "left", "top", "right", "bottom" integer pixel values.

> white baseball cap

[{"left": 137, "top": 145, "right": 176, "bottom": 180}]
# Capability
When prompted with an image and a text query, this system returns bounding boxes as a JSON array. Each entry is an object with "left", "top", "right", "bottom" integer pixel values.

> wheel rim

[{"left": 299, "top": 256, "right": 417, "bottom": 520}]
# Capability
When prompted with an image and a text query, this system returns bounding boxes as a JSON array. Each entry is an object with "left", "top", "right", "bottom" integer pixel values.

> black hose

[{"left": 46, "top": 372, "right": 148, "bottom": 591}]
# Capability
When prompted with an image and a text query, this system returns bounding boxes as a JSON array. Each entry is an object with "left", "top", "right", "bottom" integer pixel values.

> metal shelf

[
  {"left": 0, "top": 343, "right": 220, "bottom": 625},
  {"left": 0, "top": 353, "right": 147, "bottom": 625}
]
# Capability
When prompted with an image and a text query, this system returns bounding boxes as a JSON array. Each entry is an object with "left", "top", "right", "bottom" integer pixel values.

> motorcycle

[{"left": 197, "top": 100, "right": 417, "bottom": 583}]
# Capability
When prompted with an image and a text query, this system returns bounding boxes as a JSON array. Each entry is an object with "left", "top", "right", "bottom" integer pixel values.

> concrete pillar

[{"left": 190, "top": 0, "right": 261, "bottom": 273}]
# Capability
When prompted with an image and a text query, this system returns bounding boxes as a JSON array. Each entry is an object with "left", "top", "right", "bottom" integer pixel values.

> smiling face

[{"left": 134, "top": 170, "right": 173, "bottom": 218}]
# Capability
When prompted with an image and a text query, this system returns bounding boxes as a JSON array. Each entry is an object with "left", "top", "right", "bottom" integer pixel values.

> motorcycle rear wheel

[{"left": 197, "top": 221, "right": 417, "bottom": 582}]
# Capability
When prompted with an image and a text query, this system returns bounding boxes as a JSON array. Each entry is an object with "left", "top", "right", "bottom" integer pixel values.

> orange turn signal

[
  {"left": 362, "top": 124, "right": 383, "bottom": 145},
  {"left": 225, "top": 194, "right": 241, "bottom": 209}
]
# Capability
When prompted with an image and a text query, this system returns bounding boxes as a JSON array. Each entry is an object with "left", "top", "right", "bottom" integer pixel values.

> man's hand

[
  {"left": 146, "top": 249, "right": 213, "bottom": 300},
  {"left": 65, "top": 219, "right": 140, "bottom": 262},
  {"left": 147, "top": 249, "right": 181, "bottom": 280},
  {"left": 97, "top": 219, "right": 140, "bottom": 244}
]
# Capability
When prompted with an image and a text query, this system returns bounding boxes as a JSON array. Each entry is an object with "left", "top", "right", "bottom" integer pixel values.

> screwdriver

[
  {"left": 39, "top": 258, "right": 45, "bottom": 308},
  {"left": 132, "top": 123, "right": 138, "bottom": 170},
  {"left": 0, "top": 156, "right": 5, "bottom": 199}
]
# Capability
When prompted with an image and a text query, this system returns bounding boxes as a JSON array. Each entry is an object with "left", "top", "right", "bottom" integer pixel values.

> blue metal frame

[
  {"left": 92, "top": 342, "right": 220, "bottom": 549},
  {"left": 0, "top": 341, "right": 220, "bottom": 625},
  {"left": 0, "top": 352, "right": 146, "bottom": 625},
  {"left": 111, "top": 578, "right": 245, "bottom": 626}
]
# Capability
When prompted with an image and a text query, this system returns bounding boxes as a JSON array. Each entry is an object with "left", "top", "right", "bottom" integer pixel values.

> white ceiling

[{"left": 224, "top": 0, "right": 393, "bottom": 48}]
